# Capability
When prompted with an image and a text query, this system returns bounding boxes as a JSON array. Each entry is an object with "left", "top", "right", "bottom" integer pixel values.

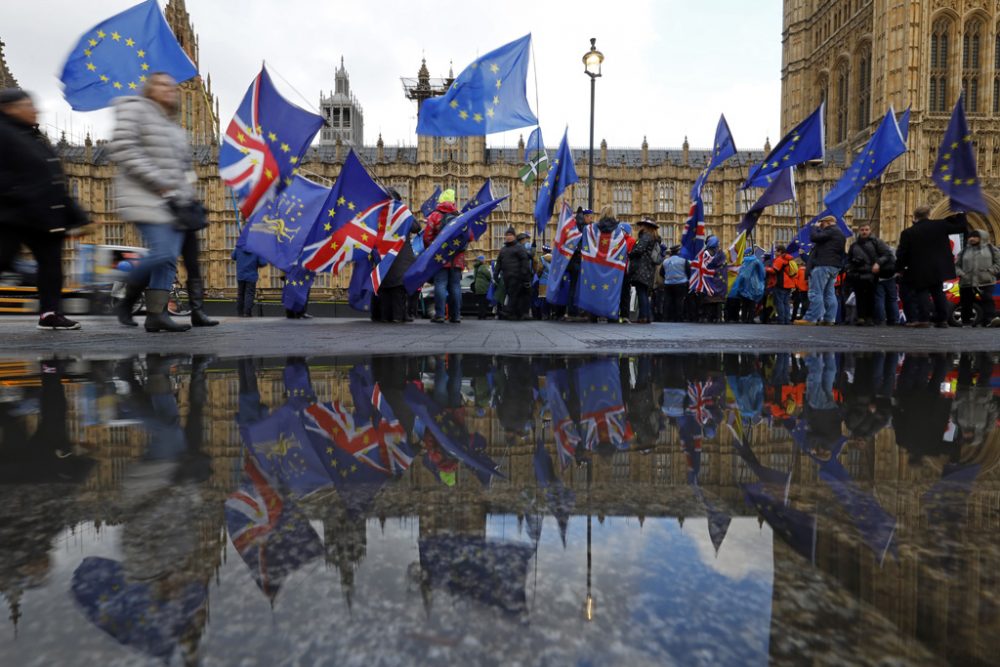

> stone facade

[
  {"left": 319, "top": 58, "right": 364, "bottom": 147},
  {"left": 0, "top": 38, "right": 18, "bottom": 89},
  {"left": 782, "top": 0, "right": 1000, "bottom": 242}
]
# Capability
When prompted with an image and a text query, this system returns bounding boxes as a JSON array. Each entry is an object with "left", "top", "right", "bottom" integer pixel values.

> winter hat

[
  {"left": 505, "top": 226, "right": 516, "bottom": 236},
  {"left": 968, "top": 229, "right": 983, "bottom": 239},
  {"left": 706, "top": 235, "right": 719, "bottom": 249},
  {"left": 620, "top": 223, "right": 632, "bottom": 235},
  {"left": 637, "top": 218, "right": 658, "bottom": 230},
  {"left": 516, "top": 232, "right": 531, "bottom": 241},
  {"left": 438, "top": 188, "right": 456, "bottom": 204},
  {"left": 0, "top": 88, "right": 29, "bottom": 105},
  {"left": 476, "top": 254, "right": 486, "bottom": 261}
]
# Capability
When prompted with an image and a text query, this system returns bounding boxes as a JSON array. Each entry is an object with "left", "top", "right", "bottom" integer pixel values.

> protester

[
  {"left": 0, "top": 88, "right": 88, "bottom": 330},
  {"left": 873, "top": 246, "right": 900, "bottom": 327},
  {"left": 767, "top": 244, "right": 796, "bottom": 325},
  {"left": 495, "top": 227, "right": 533, "bottom": 321},
  {"left": 694, "top": 236, "right": 728, "bottom": 323},
  {"left": 627, "top": 219, "right": 660, "bottom": 324},
  {"left": 955, "top": 229, "right": 1000, "bottom": 327},
  {"left": 231, "top": 246, "right": 265, "bottom": 317},
  {"left": 846, "top": 222, "right": 894, "bottom": 326},
  {"left": 377, "top": 219, "right": 421, "bottom": 323},
  {"left": 108, "top": 73, "right": 194, "bottom": 333},
  {"left": 797, "top": 215, "right": 846, "bottom": 326},
  {"left": 661, "top": 245, "right": 690, "bottom": 323},
  {"left": 534, "top": 250, "right": 551, "bottom": 320},
  {"left": 896, "top": 205, "right": 967, "bottom": 328},
  {"left": 729, "top": 248, "right": 766, "bottom": 323},
  {"left": 472, "top": 254, "right": 493, "bottom": 320},
  {"left": 565, "top": 207, "right": 594, "bottom": 318},
  {"left": 423, "top": 188, "right": 463, "bottom": 323},
  {"left": 618, "top": 223, "right": 638, "bottom": 323},
  {"left": 792, "top": 257, "right": 809, "bottom": 321}
]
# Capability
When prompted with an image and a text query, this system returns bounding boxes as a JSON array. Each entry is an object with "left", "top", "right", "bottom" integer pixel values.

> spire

[
  {"left": 764, "top": 136, "right": 772, "bottom": 153},
  {"left": 418, "top": 58, "right": 429, "bottom": 83},
  {"left": 0, "top": 37, "right": 19, "bottom": 89},
  {"left": 682, "top": 135, "right": 690, "bottom": 166}
]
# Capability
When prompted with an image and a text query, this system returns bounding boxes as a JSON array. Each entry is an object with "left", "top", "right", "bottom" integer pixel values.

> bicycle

[{"left": 110, "top": 281, "right": 191, "bottom": 317}]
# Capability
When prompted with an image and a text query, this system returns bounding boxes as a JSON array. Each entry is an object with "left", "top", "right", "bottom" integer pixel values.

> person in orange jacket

[
  {"left": 792, "top": 258, "right": 809, "bottom": 320},
  {"left": 767, "top": 244, "right": 797, "bottom": 324}
]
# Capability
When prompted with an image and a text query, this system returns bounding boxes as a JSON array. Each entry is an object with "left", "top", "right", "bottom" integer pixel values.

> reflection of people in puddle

[
  {"left": 893, "top": 354, "right": 955, "bottom": 463},
  {"left": 0, "top": 359, "right": 94, "bottom": 633},
  {"left": 71, "top": 354, "right": 214, "bottom": 665},
  {"left": 803, "top": 353, "right": 843, "bottom": 459}
]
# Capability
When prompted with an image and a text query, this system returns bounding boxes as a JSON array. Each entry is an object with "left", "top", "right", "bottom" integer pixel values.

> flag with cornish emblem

[
  {"left": 220, "top": 66, "right": 324, "bottom": 219},
  {"left": 546, "top": 201, "right": 582, "bottom": 307},
  {"left": 576, "top": 222, "right": 628, "bottom": 319}
]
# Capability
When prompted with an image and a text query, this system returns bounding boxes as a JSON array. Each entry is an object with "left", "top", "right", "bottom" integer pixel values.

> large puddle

[{"left": 0, "top": 353, "right": 997, "bottom": 666}]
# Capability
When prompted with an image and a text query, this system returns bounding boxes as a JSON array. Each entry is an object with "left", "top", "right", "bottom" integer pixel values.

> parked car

[
  {"left": 418, "top": 270, "right": 478, "bottom": 319},
  {"left": 943, "top": 278, "right": 1000, "bottom": 326}
]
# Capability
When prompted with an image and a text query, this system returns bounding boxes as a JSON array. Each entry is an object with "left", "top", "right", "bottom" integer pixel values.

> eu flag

[
  {"left": 932, "top": 96, "right": 987, "bottom": 214},
  {"left": 533, "top": 129, "right": 579, "bottom": 234},
  {"left": 242, "top": 404, "right": 330, "bottom": 498},
  {"left": 416, "top": 34, "right": 537, "bottom": 136},
  {"left": 59, "top": 0, "right": 197, "bottom": 111},
  {"left": 743, "top": 103, "right": 825, "bottom": 188},
  {"left": 576, "top": 360, "right": 632, "bottom": 451},
  {"left": 690, "top": 114, "right": 737, "bottom": 201},
  {"left": 403, "top": 196, "right": 507, "bottom": 292},
  {"left": 242, "top": 175, "right": 330, "bottom": 271},
  {"left": 281, "top": 264, "right": 315, "bottom": 312},
  {"left": 220, "top": 66, "right": 325, "bottom": 218},
  {"left": 824, "top": 107, "right": 908, "bottom": 219},
  {"left": 462, "top": 179, "right": 494, "bottom": 213},
  {"left": 420, "top": 186, "right": 442, "bottom": 218},
  {"left": 737, "top": 167, "right": 796, "bottom": 234}
]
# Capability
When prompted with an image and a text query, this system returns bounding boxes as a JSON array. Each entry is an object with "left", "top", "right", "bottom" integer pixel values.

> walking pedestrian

[
  {"left": 471, "top": 254, "right": 493, "bottom": 320},
  {"left": 661, "top": 245, "right": 690, "bottom": 322},
  {"left": 627, "top": 219, "right": 660, "bottom": 324},
  {"left": 846, "top": 223, "right": 894, "bottom": 326},
  {"left": 423, "top": 188, "right": 464, "bottom": 323},
  {"left": 232, "top": 246, "right": 265, "bottom": 317},
  {"left": 796, "top": 215, "right": 846, "bottom": 326},
  {"left": 0, "top": 88, "right": 88, "bottom": 330},
  {"left": 108, "top": 73, "right": 194, "bottom": 333},
  {"left": 896, "top": 205, "right": 968, "bottom": 328},
  {"left": 955, "top": 229, "right": 1000, "bottom": 327}
]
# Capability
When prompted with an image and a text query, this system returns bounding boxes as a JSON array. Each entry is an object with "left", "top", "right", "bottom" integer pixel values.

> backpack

[{"left": 785, "top": 259, "right": 799, "bottom": 278}]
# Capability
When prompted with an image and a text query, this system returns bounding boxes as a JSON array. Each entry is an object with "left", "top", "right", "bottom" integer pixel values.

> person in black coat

[
  {"left": 0, "top": 89, "right": 89, "bottom": 330},
  {"left": 494, "top": 227, "right": 533, "bottom": 320},
  {"left": 896, "top": 205, "right": 967, "bottom": 327},
  {"left": 846, "top": 222, "right": 894, "bottom": 326},
  {"left": 377, "top": 219, "right": 421, "bottom": 323}
]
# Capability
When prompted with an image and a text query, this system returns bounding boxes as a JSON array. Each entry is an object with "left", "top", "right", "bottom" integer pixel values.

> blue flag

[
  {"left": 737, "top": 167, "right": 796, "bottom": 234},
  {"left": 59, "top": 0, "right": 197, "bottom": 111},
  {"left": 416, "top": 34, "right": 537, "bottom": 136},
  {"left": 403, "top": 196, "right": 507, "bottom": 292},
  {"left": 678, "top": 199, "right": 705, "bottom": 260},
  {"left": 744, "top": 103, "right": 825, "bottom": 188},
  {"left": 546, "top": 202, "right": 582, "bottom": 307},
  {"left": 576, "top": 360, "right": 632, "bottom": 451},
  {"left": 792, "top": 209, "right": 852, "bottom": 256},
  {"left": 420, "top": 186, "right": 442, "bottom": 217},
  {"left": 691, "top": 114, "right": 737, "bottom": 201},
  {"left": 242, "top": 175, "right": 330, "bottom": 271},
  {"left": 220, "top": 66, "right": 325, "bottom": 218},
  {"left": 462, "top": 179, "right": 494, "bottom": 213},
  {"left": 577, "top": 223, "right": 629, "bottom": 319},
  {"left": 824, "top": 108, "right": 908, "bottom": 219},
  {"left": 241, "top": 404, "right": 330, "bottom": 498},
  {"left": 533, "top": 129, "right": 579, "bottom": 234},
  {"left": 932, "top": 96, "right": 987, "bottom": 214},
  {"left": 524, "top": 126, "right": 544, "bottom": 162},
  {"left": 281, "top": 265, "right": 315, "bottom": 312}
]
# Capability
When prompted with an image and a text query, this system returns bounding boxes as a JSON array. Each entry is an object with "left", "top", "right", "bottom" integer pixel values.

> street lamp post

[{"left": 582, "top": 38, "right": 604, "bottom": 212}]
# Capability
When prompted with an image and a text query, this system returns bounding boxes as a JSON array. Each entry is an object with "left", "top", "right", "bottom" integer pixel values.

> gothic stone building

[{"left": 7, "top": 0, "right": 998, "bottom": 302}]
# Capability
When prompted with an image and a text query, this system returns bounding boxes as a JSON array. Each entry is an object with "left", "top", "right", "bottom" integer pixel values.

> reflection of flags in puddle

[
  {"left": 742, "top": 482, "right": 817, "bottom": 564},
  {"left": 545, "top": 369, "right": 581, "bottom": 469},
  {"left": 241, "top": 403, "right": 330, "bottom": 498},
  {"left": 224, "top": 453, "right": 323, "bottom": 600},
  {"left": 532, "top": 435, "right": 574, "bottom": 547},
  {"left": 576, "top": 360, "right": 633, "bottom": 452}
]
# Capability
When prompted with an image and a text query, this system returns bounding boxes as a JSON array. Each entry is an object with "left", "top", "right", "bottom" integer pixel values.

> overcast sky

[{"left": 2, "top": 0, "right": 782, "bottom": 151}]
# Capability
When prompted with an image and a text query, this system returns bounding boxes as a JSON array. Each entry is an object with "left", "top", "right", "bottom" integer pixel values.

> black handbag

[{"left": 168, "top": 199, "right": 209, "bottom": 232}]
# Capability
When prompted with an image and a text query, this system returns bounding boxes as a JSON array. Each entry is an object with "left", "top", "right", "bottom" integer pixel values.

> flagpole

[{"left": 733, "top": 150, "right": 755, "bottom": 248}]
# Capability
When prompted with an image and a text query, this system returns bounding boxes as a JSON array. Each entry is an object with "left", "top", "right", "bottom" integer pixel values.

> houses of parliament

[{"left": 2, "top": 0, "right": 1000, "bottom": 302}]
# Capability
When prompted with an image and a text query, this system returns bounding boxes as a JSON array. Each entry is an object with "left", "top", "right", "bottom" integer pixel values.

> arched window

[
  {"left": 962, "top": 19, "right": 983, "bottom": 111},
  {"left": 930, "top": 18, "right": 952, "bottom": 113},
  {"left": 855, "top": 44, "right": 872, "bottom": 130},
  {"left": 835, "top": 61, "right": 849, "bottom": 142}
]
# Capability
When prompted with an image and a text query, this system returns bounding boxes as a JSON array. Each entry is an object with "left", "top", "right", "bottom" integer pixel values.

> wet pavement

[
  {"left": 0, "top": 351, "right": 998, "bottom": 666},
  {"left": 1, "top": 315, "right": 1000, "bottom": 358}
]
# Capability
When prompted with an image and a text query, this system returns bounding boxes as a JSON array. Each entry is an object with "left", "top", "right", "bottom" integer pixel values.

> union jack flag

[
  {"left": 577, "top": 223, "right": 629, "bottom": 319},
  {"left": 546, "top": 202, "right": 582, "bottom": 307},
  {"left": 220, "top": 66, "right": 324, "bottom": 219},
  {"left": 689, "top": 248, "right": 717, "bottom": 295},
  {"left": 687, "top": 379, "right": 717, "bottom": 425},
  {"left": 576, "top": 360, "right": 633, "bottom": 451},
  {"left": 304, "top": 401, "right": 412, "bottom": 477},
  {"left": 678, "top": 199, "right": 706, "bottom": 260}
]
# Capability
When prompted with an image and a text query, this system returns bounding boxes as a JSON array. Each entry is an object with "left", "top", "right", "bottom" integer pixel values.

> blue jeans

[
  {"left": 130, "top": 223, "right": 183, "bottom": 290},
  {"left": 433, "top": 267, "right": 462, "bottom": 320},
  {"left": 805, "top": 353, "right": 837, "bottom": 410},
  {"left": 805, "top": 266, "right": 839, "bottom": 323},
  {"left": 635, "top": 284, "right": 651, "bottom": 321},
  {"left": 873, "top": 277, "right": 898, "bottom": 325},
  {"left": 773, "top": 288, "right": 791, "bottom": 324}
]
